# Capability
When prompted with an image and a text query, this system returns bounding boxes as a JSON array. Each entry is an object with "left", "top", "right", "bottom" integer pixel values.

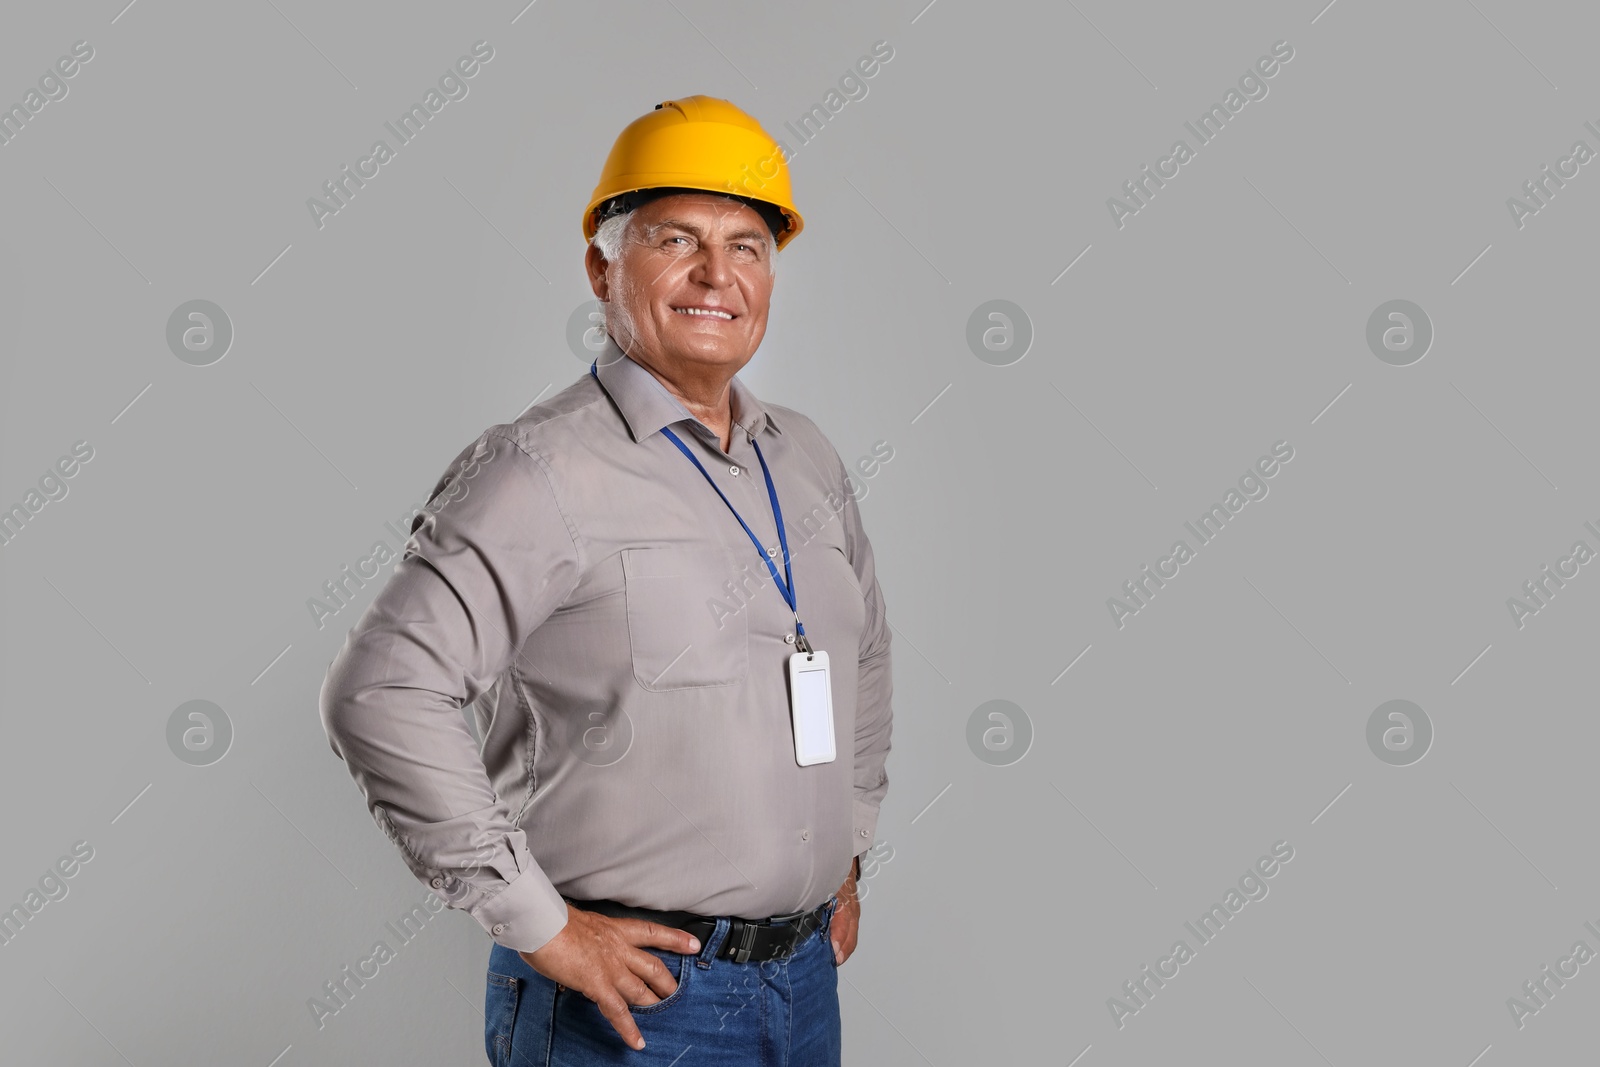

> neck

[
  {"left": 635, "top": 355, "right": 736, "bottom": 450},
  {"left": 667, "top": 379, "right": 733, "bottom": 433},
  {"left": 681, "top": 390, "right": 734, "bottom": 452}
]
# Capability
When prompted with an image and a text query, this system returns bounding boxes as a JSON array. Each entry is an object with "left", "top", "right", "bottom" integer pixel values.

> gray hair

[{"left": 591, "top": 201, "right": 779, "bottom": 278}]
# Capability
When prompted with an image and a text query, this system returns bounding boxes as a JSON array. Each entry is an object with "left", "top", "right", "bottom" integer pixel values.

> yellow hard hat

[{"left": 583, "top": 95, "right": 803, "bottom": 252}]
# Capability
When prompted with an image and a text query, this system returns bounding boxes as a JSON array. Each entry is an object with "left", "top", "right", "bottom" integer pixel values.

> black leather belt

[{"left": 563, "top": 896, "right": 831, "bottom": 964}]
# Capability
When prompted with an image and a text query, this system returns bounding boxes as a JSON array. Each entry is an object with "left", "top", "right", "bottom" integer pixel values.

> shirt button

[
  {"left": 491, "top": 923, "right": 507, "bottom": 936},
  {"left": 859, "top": 829, "right": 869, "bottom": 838},
  {"left": 784, "top": 633, "right": 796, "bottom": 644},
  {"left": 730, "top": 465, "right": 740, "bottom": 476},
  {"left": 801, "top": 829, "right": 810, "bottom": 840},
  {"left": 430, "top": 877, "right": 444, "bottom": 889}
]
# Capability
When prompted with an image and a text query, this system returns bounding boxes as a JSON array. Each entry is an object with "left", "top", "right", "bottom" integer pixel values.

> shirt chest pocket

[{"left": 621, "top": 545, "right": 749, "bottom": 691}]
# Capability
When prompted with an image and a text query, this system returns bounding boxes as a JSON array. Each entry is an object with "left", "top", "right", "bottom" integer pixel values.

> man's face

[{"left": 587, "top": 193, "right": 776, "bottom": 380}]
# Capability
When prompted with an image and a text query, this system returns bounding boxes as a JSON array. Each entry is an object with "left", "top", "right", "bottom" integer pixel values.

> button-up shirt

[{"left": 318, "top": 336, "right": 893, "bottom": 955}]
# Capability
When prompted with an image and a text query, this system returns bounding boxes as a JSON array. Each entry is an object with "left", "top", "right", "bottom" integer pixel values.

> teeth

[{"left": 673, "top": 307, "right": 733, "bottom": 319}]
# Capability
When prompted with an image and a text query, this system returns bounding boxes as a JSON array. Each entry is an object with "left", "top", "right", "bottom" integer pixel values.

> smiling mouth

[{"left": 671, "top": 306, "right": 736, "bottom": 320}]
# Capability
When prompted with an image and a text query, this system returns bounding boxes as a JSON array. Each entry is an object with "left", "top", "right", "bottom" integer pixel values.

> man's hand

[
  {"left": 517, "top": 904, "right": 702, "bottom": 1052},
  {"left": 831, "top": 856, "right": 861, "bottom": 966}
]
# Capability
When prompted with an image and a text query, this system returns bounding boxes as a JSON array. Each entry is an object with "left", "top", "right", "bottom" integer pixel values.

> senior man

[{"left": 319, "top": 95, "right": 893, "bottom": 1065}]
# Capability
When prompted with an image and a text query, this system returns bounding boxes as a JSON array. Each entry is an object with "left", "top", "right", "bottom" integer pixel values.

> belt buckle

[{"left": 729, "top": 919, "right": 759, "bottom": 964}]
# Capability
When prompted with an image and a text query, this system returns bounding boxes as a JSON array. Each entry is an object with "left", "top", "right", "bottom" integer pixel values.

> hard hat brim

[{"left": 590, "top": 185, "right": 796, "bottom": 250}]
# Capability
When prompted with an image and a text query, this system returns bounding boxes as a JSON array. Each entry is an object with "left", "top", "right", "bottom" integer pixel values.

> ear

[{"left": 584, "top": 243, "right": 611, "bottom": 301}]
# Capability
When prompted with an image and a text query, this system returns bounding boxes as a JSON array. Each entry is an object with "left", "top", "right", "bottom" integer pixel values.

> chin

[{"left": 678, "top": 351, "right": 750, "bottom": 372}]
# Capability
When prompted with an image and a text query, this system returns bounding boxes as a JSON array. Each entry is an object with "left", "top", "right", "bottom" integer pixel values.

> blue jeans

[{"left": 484, "top": 896, "right": 843, "bottom": 1066}]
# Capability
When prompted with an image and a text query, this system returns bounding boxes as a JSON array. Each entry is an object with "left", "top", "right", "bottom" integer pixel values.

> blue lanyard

[{"left": 592, "top": 360, "right": 809, "bottom": 650}]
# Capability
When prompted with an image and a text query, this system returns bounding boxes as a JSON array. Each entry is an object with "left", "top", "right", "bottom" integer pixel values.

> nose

[{"left": 687, "top": 242, "right": 736, "bottom": 290}]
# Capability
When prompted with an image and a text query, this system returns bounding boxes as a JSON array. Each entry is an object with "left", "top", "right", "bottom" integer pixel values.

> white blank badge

[{"left": 787, "top": 650, "right": 836, "bottom": 766}]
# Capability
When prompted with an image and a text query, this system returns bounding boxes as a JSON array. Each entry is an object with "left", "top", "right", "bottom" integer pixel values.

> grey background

[{"left": 2, "top": 0, "right": 1596, "bottom": 1063}]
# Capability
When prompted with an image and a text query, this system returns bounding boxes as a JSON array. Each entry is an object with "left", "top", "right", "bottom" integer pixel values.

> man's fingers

[
  {"left": 612, "top": 969, "right": 664, "bottom": 1007},
  {"left": 596, "top": 993, "right": 648, "bottom": 1051},
  {"left": 632, "top": 917, "right": 702, "bottom": 954},
  {"left": 626, "top": 949, "right": 680, "bottom": 1000}
]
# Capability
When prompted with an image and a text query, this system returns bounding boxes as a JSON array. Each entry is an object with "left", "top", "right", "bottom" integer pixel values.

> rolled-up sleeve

[
  {"left": 319, "top": 428, "right": 582, "bottom": 954},
  {"left": 838, "top": 468, "right": 892, "bottom": 860}
]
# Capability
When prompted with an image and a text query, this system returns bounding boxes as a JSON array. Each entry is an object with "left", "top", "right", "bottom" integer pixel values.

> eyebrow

[{"left": 646, "top": 217, "right": 770, "bottom": 248}]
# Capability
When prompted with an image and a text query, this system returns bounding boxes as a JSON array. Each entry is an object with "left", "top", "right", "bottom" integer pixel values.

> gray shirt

[{"left": 318, "top": 337, "right": 893, "bottom": 954}]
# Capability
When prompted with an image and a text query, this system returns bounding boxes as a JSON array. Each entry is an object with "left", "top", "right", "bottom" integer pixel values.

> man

[{"left": 318, "top": 95, "right": 893, "bottom": 1065}]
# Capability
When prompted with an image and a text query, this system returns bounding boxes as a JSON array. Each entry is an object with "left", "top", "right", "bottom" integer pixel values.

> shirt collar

[{"left": 592, "top": 333, "right": 782, "bottom": 445}]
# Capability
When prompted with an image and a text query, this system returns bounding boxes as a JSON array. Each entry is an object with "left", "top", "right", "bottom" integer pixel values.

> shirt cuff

[
  {"left": 466, "top": 863, "right": 571, "bottom": 954},
  {"left": 852, "top": 796, "right": 880, "bottom": 859}
]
